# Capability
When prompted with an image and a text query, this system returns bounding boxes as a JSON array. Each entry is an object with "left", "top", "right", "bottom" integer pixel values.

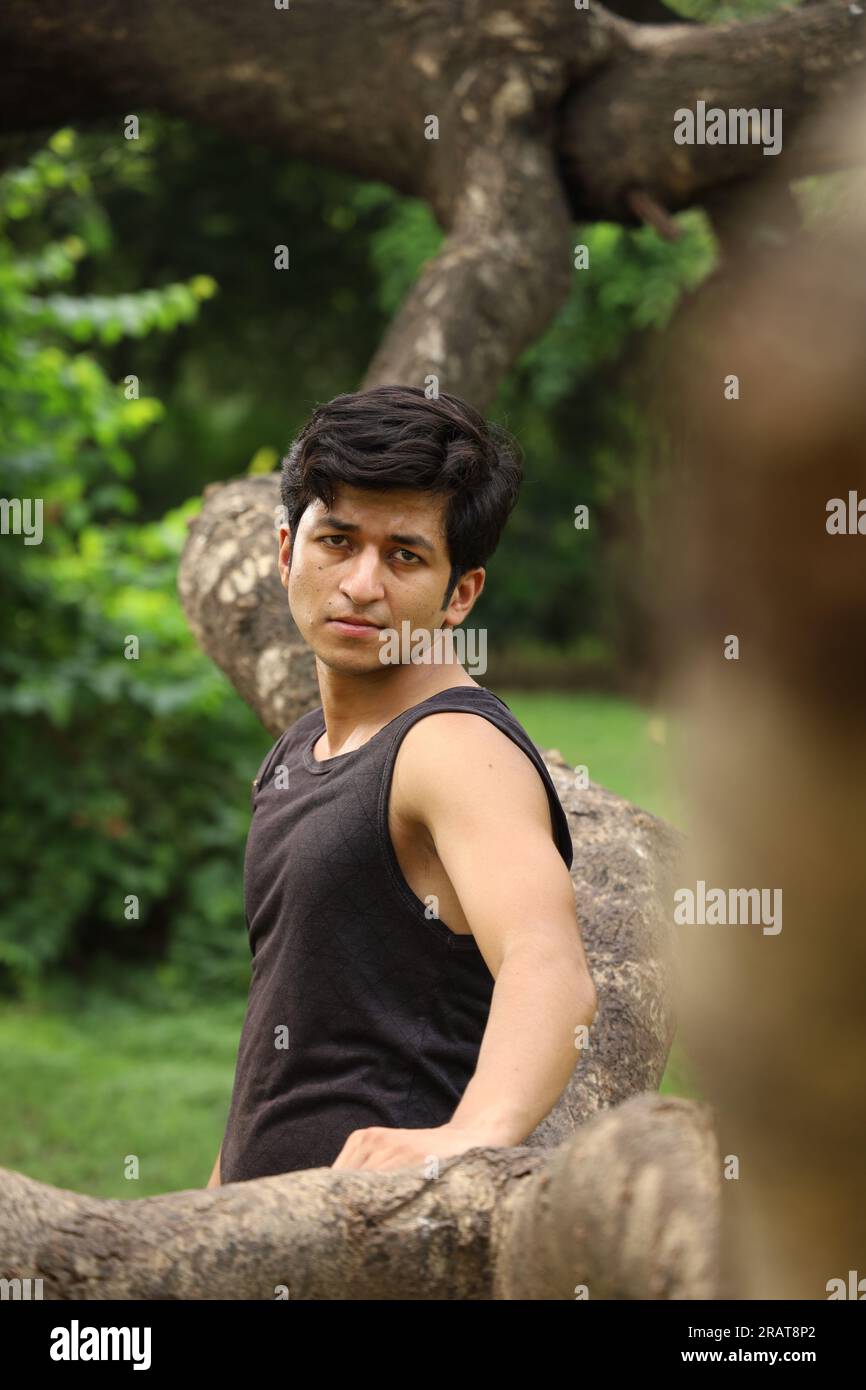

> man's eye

[{"left": 319, "top": 536, "right": 419, "bottom": 564}]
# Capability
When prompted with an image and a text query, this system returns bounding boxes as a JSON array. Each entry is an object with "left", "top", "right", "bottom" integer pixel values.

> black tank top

[{"left": 219, "top": 684, "right": 574, "bottom": 1182}]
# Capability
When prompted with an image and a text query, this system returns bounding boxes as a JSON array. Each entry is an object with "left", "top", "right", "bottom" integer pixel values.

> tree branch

[
  {"left": 361, "top": 134, "right": 575, "bottom": 404},
  {"left": 560, "top": 3, "right": 866, "bottom": 222},
  {"left": 0, "top": 1094, "right": 719, "bottom": 1298}
]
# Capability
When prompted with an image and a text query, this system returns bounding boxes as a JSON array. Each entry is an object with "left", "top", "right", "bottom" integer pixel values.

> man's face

[{"left": 277, "top": 484, "right": 483, "bottom": 673}]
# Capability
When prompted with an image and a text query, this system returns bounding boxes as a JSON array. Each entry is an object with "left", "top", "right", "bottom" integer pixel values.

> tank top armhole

[
  {"left": 444, "top": 706, "right": 575, "bottom": 871},
  {"left": 377, "top": 700, "right": 574, "bottom": 936},
  {"left": 486, "top": 720, "right": 574, "bottom": 871},
  {"left": 376, "top": 713, "right": 483, "bottom": 952}
]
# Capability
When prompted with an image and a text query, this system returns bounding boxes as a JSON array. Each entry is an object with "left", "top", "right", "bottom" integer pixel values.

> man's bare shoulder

[
  {"left": 392, "top": 709, "right": 550, "bottom": 827},
  {"left": 402, "top": 708, "right": 520, "bottom": 759}
]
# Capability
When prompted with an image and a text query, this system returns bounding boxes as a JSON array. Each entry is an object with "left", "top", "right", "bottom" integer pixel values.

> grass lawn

[
  {"left": 0, "top": 691, "right": 698, "bottom": 1198},
  {"left": 0, "top": 982, "right": 246, "bottom": 1198}
]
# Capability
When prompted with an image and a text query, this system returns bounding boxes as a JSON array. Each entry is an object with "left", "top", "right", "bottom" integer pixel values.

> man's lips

[{"left": 327, "top": 616, "right": 385, "bottom": 629}]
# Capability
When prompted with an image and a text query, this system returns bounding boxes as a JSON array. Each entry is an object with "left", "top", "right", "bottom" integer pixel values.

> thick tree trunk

[
  {"left": 0, "top": 1093, "right": 719, "bottom": 1299},
  {"left": 653, "top": 83, "right": 866, "bottom": 1300}
]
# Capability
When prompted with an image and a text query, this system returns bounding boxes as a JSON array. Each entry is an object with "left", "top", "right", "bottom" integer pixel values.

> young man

[{"left": 210, "top": 385, "right": 596, "bottom": 1184}]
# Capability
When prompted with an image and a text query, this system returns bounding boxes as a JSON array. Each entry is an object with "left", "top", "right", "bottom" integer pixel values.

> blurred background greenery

[{"left": 0, "top": 27, "right": 841, "bottom": 1192}]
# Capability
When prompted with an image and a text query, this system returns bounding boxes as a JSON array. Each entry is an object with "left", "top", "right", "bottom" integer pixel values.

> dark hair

[{"left": 280, "top": 384, "right": 523, "bottom": 610}]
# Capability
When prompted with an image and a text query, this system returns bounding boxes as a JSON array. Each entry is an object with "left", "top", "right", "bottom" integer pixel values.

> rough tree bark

[{"left": 0, "top": 1094, "right": 720, "bottom": 1299}]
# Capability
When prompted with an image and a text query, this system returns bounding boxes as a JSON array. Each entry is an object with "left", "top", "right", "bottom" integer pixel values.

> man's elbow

[
  {"left": 206, "top": 1146, "right": 222, "bottom": 1189},
  {"left": 563, "top": 951, "right": 597, "bottom": 1025},
  {"left": 540, "top": 944, "right": 598, "bottom": 1025},
  {"left": 579, "top": 973, "right": 598, "bottom": 1026}
]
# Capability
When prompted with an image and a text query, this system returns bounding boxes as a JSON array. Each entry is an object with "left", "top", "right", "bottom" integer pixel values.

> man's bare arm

[
  {"left": 206, "top": 1145, "right": 221, "bottom": 1188},
  {"left": 396, "top": 711, "right": 598, "bottom": 1147}
]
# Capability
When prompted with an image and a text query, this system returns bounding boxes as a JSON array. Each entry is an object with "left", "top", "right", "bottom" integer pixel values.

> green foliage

[
  {"left": 525, "top": 214, "right": 716, "bottom": 388},
  {"left": 0, "top": 131, "right": 265, "bottom": 994}
]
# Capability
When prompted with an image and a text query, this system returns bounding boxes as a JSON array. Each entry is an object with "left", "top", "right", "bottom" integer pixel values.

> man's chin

[{"left": 311, "top": 637, "right": 392, "bottom": 676}]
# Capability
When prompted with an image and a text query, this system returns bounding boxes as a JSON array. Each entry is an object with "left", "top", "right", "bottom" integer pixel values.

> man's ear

[
  {"left": 444, "top": 566, "right": 485, "bottom": 622},
  {"left": 278, "top": 525, "right": 293, "bottom": 588}
]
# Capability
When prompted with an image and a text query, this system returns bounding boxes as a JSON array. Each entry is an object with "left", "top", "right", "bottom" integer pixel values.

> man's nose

[{"left": 340, "top": 546, "right": 386, "bottom": 602}]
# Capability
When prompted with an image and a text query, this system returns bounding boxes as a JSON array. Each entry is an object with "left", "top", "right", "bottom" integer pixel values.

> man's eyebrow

[{"left": 315, "top": 513, "right": 436, "bottom": 555}]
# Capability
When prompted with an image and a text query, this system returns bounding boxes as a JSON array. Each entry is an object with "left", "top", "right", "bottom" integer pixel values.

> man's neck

[{"left": 314, "top": 664, "right": 480, "bottom": 758}]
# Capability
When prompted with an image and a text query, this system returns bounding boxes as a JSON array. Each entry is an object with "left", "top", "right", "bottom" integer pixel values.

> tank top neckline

[{"left": 300, "top": 682, "right": 494, "bottom": 775}]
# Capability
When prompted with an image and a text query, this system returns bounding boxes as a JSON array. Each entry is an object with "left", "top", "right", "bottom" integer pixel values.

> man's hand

[{"left": 330, "top": 1122, "right": 504, "bottom": 1172}]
